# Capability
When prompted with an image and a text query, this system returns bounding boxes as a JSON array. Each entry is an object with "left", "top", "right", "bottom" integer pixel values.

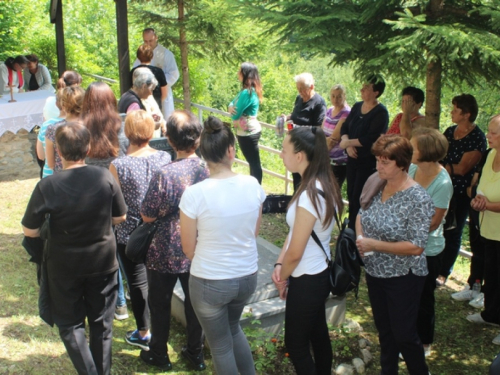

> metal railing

[{"left": 82, "top": 73, "right": 119, "bottom": 84}]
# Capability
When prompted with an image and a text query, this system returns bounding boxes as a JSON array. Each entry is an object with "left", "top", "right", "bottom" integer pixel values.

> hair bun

[{"left": 203, "top": 116, "right": 224, "bottom": 134}]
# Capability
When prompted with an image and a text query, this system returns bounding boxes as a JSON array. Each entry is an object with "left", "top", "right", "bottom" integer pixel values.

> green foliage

[
  {"left": 241, "top": 0, "right": 500, "bottom": 86},
  {"left": 242, "top": 314, "right": 292, "bottom": 373},
  {"left": 330, "top": 324, "right": 359, "bottom": 361},
  {"left": 240, "top": 0, "right": 500, "bottom": 127}
]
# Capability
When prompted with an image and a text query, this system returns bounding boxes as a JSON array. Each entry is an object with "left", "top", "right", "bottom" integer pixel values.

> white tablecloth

[{"left": 0, "top": 90, "right": 55, "bottom": 137}]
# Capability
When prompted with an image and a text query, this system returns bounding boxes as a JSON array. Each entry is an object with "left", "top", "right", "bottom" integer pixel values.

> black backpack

[{"left": 312, "top": 191, "right": 364, "bottom": 298}]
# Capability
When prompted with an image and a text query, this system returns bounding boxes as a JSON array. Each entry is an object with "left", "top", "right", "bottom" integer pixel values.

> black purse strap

[
  {"left": 146, "top": 159, "right": 206, "bottom": 229},
  {"left": 310, "top": 189, "right": 342, "bottom": 265}
]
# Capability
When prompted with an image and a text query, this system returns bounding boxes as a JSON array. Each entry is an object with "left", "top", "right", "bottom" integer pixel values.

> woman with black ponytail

[
  {"left": 179, "top": 116, "right": 266, "bottom": 374},
  {"left": 272, "top": 126, "right": 343, "bottom": 375}
]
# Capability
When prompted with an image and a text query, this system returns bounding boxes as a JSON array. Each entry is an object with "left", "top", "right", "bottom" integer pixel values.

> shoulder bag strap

[
  {"left": 311, "top": 188, "right": 339, "bottom": 265},
  {"left": 152, "top": 159, "right": 206, "bottom": 227}
]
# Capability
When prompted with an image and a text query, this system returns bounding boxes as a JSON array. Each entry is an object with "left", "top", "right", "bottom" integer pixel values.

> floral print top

[
  {"left": 359, "top": 184, "right": 434, "bottom": 278},
  {"left": 45, "top": 119, "right": 67, "bottom": 173},
  {"left": 141, "top": 157, "right": 209, "bottom": 274},
  {"left": 112, "top": 151, "right": 172, "bottom": 244},
  {"left": 442, "top": 125, "right": 486, "bottom": 195}
]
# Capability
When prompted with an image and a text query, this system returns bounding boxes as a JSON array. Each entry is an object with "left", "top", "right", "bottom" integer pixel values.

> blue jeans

[
  {"left": 189, "top": 273, "right": 257, "bottom": 375},
  {"left": 116, "top": 267, "right": 126, "bottom": 307}
]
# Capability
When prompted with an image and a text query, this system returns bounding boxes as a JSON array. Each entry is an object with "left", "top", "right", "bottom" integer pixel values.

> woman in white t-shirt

[
  {"left": 272, "top": 126, "right": 343, "bottom": 375},
  {"left": 179, "top": 116, "right": 266, "bottom": 375}
]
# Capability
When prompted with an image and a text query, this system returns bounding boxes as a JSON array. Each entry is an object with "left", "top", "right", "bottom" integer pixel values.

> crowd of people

[{"left": 15, "top": 26, "right": 500, "bottom": 375}]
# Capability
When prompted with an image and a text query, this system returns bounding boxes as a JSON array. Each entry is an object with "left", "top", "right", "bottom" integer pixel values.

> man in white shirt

[{"left": 133, "top": 28, "right": 179, "bottom": 120}]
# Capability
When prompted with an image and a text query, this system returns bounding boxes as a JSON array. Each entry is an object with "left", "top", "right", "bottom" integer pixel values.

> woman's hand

[
  {"left": 356, "top": 237, "right": 377, "bottom": 256},
  {"left": 339, "top": 138, "right": 349, "bottom": 149},
  {"left": 228, "top": 105, "right": 236, "bottom": 115},
  {"left": 471, "top": 194, "right": 488, "bottom": 212},
  {"left": 402, "top": 96, "right": 418, "bottom": 115},
  {"left": 327, "top": 137, "right": 338, "bottom": 151},
  {"left": 346, "top": 146, "right": 358, "bottom": 159},
  {"left": 272, "top": 265, "right": 288, "bottom": 298}
]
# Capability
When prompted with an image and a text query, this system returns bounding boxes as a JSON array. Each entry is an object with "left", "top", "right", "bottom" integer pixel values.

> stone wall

[{"left": 0, "top": 130, "right": 39, "bottom": 181}]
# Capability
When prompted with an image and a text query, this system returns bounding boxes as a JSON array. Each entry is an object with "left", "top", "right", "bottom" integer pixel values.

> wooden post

[
  {"left": 53, "top": 0, "right": 67, "bottom": 77},
  {"left": 115, "top": 0, "right": 131, "bottom": 95}
]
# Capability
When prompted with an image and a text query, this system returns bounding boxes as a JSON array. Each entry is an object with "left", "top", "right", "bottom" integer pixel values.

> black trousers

[
  {"left": 331, "top": 164, "right": 347, "bottom": 191},
  {"left": 467, "top": 208, "right": 485, "bottom": 290},
  {"left": 50, "top": 270, "right": 117, "bottom": 375},
  {"left": 417, "top": 255, "right": 439, "bottom": 345},
  {"left": 36, "top": 155, "right": 44, "bottom": 179},
  {"left": 438, "top": 191, "right": 470, "bottom": 278},
  {"left": 366, "top": 272, "right": 428, "bottom": 375},
  {"left": 481, "top": 239, "right": 500, "bottom": 325},
  {"left": 285, "top": 268, "right": 332, "bottom": 375},
  {"left": 147, "top": 269, "right": 204, "bottom": 357},
  {"left": 237, "top": 133, "right": 262, "bottom": 184},
  {"left": 116, "top": 243, "right": 150, "bottom": 331},
  {"left": 346, "top": 163, "right": 376, "bottom": 229}
]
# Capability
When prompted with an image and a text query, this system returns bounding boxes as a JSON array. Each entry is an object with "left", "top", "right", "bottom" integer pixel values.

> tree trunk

[
  {"left": 425, "top": 57, "right": 442, "bottom": 130},
  {"left": 425, "top": 0, "right": 444, "bottom": 130},
  {"left": 178, "top": 0, "right": 190, "bottom": 109}
]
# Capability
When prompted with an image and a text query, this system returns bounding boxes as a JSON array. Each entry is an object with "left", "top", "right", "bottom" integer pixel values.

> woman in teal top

[
  {"left": 228, "top": 62, "right": 263, "bottom": 184},
  {"left": 409, "top": 127, "right": 453, "bottom": 357}
]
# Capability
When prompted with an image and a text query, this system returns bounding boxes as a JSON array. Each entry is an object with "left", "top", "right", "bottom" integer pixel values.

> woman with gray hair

[
  {"left": 118, "top": 67, "right": 158, "bottom": 113},
  {"left": 282, "top": 72, "right": 327, "bottom": 191},
  {"left": 119, "top": 67, "right": 165, "bottom": 136}
]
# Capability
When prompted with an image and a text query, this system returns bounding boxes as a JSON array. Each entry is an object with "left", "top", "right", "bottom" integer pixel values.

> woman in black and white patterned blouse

[{"left": 356, "top": 134, "right": 434, "bottom": 375}]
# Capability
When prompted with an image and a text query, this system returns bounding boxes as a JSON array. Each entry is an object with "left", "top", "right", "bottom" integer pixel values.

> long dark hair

[
  {"left": 288, "top": 127, "right": 342, "bottom": 228},
  {"left": 81, "top": 82, "right": 121, "bottom": 159},
  {"left": 240, "top": 62, "right": 263, "bottom": 103}
]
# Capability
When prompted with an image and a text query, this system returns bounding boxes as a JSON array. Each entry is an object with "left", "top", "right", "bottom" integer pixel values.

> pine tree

[{"left": 241, "top": 0, "right": 500, "bottom": 128}]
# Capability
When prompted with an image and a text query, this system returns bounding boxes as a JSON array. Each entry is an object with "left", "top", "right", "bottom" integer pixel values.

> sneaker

[
  {"left": 125, "top": 330, "right": 151, "bottom": 351},
  {"left": 423, "top": 344, "right": 431, "bottom": 357},
  {"left": 451, "top": 286, "right": 474, "bottom": 301},
  {"left": 114, "top": 305, "right": 129, "bottom": 320},
  {"left": 493, "top": 334, "right": 500, "bottom": 345},
  {"left": 140, "top": 349, "right": 172, "bottom": 370},
  {"left": 469, "top": 293, "right": 484, "bottom": 309},
  {"left": 466, "top": 313, "right": 500, "bottom": 327},
  {"left": 181, "top": 346, "right": 206, "bottom": 371}
]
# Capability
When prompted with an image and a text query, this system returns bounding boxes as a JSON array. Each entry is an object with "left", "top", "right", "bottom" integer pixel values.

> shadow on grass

[{"left": 3, "top": 321, "right": 62, "bottom": 344}]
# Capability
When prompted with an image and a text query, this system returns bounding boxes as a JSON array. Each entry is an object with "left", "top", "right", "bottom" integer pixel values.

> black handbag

[
  {"left": 262, "top": 194, "right": 292, "bottom": 214},
  {"left": 312, "top": 190, "right": 364, "bottom": 298},
  {"left": 125, "top": 220, "right": 158, "bottom": 263}
]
